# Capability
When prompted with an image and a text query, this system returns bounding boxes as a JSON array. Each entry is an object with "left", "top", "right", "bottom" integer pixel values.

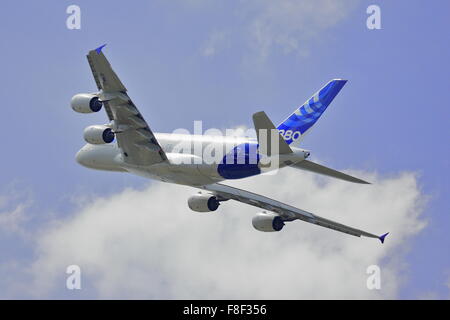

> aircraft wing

[
  {"left": 200, "top": 183, "right": 387, "bottom": 242},
  {"left": 86, "top": 45, "right": 167, "bottom": 166}
]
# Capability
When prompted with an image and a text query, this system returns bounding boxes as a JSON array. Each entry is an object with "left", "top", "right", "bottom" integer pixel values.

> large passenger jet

[{"left": 72, "top": 45, "right": 388, "bottom": 243}]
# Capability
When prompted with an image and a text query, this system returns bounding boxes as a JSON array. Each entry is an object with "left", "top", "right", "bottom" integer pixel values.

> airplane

[{"left": 72, "top": 44, "right": 388, "bottom": 243}]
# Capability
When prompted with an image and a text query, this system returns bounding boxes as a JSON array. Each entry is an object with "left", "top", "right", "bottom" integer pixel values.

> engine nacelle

[
  {"left": 83, "top": 125, "right": 115, "bottom": 144},
  {"left": 188, "top": 194, "right": 220, "bottom": 212},
  {"left": 71, "top": 93, "right": 103, "bottom": 113},
  {"left": 252, "top": 212, "right": 285, "bottom": 232}
]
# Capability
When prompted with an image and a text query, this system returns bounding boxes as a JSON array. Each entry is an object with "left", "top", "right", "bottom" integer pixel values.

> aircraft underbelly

[{"left": 131, "top": 162, "right": 222, "bottom": 186}]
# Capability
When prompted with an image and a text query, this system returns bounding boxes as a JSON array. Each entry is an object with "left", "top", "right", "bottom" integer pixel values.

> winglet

[
  {"left": 379, "top": 232, "right": 389, "bottom": 244},
  {"left": 95, "top": 44, "right": 107, "bottom": 54}
]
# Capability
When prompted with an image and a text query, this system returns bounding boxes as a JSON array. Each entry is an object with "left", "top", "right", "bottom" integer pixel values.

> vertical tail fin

[{"left": 277, "top": 79, "right": 347, "bottom": 145}]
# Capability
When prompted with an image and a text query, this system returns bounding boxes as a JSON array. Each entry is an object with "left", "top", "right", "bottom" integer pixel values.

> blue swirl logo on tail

[{"left": 277, "top": 79, "right": 347, "bottom": 144}]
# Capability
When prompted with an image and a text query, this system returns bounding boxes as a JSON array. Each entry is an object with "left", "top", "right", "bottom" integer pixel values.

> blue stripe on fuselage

[{"left": 217, "top": 142, "right": 261, "bottom": 179}]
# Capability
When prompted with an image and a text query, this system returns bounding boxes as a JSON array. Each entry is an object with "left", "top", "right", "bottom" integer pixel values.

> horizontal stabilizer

[{"left": 291, "top": 160, "right": 370, "bottom": 184}]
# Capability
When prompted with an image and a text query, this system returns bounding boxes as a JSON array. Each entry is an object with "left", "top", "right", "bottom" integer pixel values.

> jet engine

[
  {"left": 83, "top": 125, "right": 115, "bottom": 144},
  {"left": 188, "top": 194, "right": 220, "bottom": 212},
  {"left": 252, "top": 212, "right": 285, "bottom": 232},
  {"left": 71, "top": 93, "right": 103, "bottom": 113}
]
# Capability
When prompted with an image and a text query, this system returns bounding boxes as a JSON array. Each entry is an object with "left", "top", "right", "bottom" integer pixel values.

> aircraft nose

[
  {"left": 75, "top": 146, "right": 91, "bottom": 167},
  {"left": 75, "top": 149, "right": 86, "bottom": 165}
]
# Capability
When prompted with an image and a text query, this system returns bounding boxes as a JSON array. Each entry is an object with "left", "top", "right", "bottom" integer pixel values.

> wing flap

[{"left": 107, "top": 97, "right": 167, "bottom": 165}]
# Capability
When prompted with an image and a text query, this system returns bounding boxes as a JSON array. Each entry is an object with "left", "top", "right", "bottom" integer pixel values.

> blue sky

[{"left": 0, "top": 0, "right": 448, "bottom": 299}]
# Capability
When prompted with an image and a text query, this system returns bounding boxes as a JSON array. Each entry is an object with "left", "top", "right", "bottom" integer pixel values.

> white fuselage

[{"left": 76, "top": 133, "right": 310, "bottom": 186}]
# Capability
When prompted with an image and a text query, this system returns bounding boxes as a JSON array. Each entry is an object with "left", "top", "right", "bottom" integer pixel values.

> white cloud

[
  {"left": 200, "top": 0, "right": 359, "bottom": 62},
  {"left": 245, "top": 0, "right": 359, "bottom": 60},
  {"left": 0, "top": 191, "right": 32, "bottom": 236},
  {"left": 28, "top": 167, "right": 426, "bottom": 299}
]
